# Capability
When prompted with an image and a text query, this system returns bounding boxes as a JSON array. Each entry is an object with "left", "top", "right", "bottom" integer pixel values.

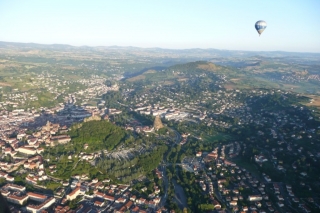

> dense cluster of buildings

[
  {"left": 182, "top": 138, "right": 320, "bottom": 213},
  {"left": 0, "top": 183, "right": 55, "bottom": 212},
  {"left": 48, "top": 175, "right": 165, "bottom": 213},
  {"left": 1, "top": 57, "right": 319, "bottom": 213}
]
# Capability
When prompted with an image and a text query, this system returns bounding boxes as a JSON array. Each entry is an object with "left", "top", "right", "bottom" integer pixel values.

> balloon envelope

[{"left": 255, "top": 20, "right": 267, "bottom": 36}]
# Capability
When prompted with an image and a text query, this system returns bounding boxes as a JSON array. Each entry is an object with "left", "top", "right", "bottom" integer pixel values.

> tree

[{"left": 0, "top": 178, "right": 6, "bottom": 186}]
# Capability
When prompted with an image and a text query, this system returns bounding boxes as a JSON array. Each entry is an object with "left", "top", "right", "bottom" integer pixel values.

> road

[
  {"left": 72, "top": 159, "right": 81, "bottom": 170},
  {"left": 159, "top": 164, "right": 169, "bottom": 207},
  {"left": 167, "top": 127, "right": 181, "bottom": 146},
  {"left": 158, "top": 128, "right": 181, "bottom": 207},
  {"left": 172, "top": 179, "right": 187, "bottom": 209}
]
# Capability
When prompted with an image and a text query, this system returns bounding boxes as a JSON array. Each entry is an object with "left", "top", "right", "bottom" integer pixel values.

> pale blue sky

[{"left": 1, "top": 0, "right": 319, "bottom": 52}]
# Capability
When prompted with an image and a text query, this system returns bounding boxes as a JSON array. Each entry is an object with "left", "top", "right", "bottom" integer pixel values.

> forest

[{"left": 68, "top": 120, "right": 127, "bottom": 152}]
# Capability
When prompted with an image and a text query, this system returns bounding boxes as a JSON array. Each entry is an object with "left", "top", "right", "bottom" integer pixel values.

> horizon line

[{"left": 1, "top": 40, "right": 320, "bottom": 54}]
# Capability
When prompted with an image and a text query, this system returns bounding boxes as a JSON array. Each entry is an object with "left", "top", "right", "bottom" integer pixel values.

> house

[
  {"left": 292, "top": 197, "right": 299, "bottom": 203},
  {"left": 208, "top": 152, "right": 218, "bottom": 159},
  {"left": 196, "top": 151, "right": 202, "bottom": 157},
  {"left": 66, "top": 187, "right": 82, "bottom": 201},
  {"left": 218, "top": 179, "right": 227, "bottom": 184},
  {"left": 248, "top": 195, "right": 262, "bottom": 201},
  {"left": 18, "top": 146, "right": 37, "bottom": 155},
  {"left": 250, "top": 205, "right": 257, "bottom": 210},
  {"left": 155, "top": 169, "right": 162, "bottom": 179},
  {"left": 49, "top": 135, "right": 71, "bottom": 146},
  {"left": 268, "top": 207, "right": 274, "bottom": 212},
  {"left": 26, "top": 176, "right": 38, "bottom": 185},
  {"left": 27, "top": 192, "right": 47, "bottom": 202},
  {"left": 277, "top": 195, "right": 284, "bottom": 201},
  {"left": 6, "top": 176, "right": 14, "bottom": 182},
  {"left": 104, "top": 194, "right": 115, "bottom": 201},
  {"left": 153, "top": 197, "right": 160, "bottom": 205},
  {"left": 131, "top": 206, "right": 139, "bottom": 213},
  {"left": 299, "top": 204, "right": 311, "bottom": 213},
  {"left": 300, "top": 172, "right": 307, "bottom": 176},
  {"left": 154, "top": 186, "right": 160, "bottom": 194},
  {"left": 115, "top": 197, "right": 126, "bottom": 203},
  {"left": 254, "top": 154, "right": 268, "bottom": 163},
  {"left": 130, "top": 195, "right": 137, "bottom": 201},
  {"left": 94, "top": 201, "right": 104, "bottom": 207},
  {"left": 0, "top": 189, "right": 10, "bottom": 197},
  {"left": 213, "top": 200, "right": 221, "bottom": 209},
  {"left": 137, "top": 198, "right": 146, "bottom": 204},
  {"left": 0, "top": 171, "right": 8, "bottom": 179},
  {"left": 7, "top": 194, "right": 29, "bottom": 205},
  {"left": 26, "top": 197, "right": 56, "bottom": 213},
  {"left": 3, "top": 183, "right": 26, "bottom": 192},
  {"left": 95, "top": 191, "right": 105, "bottom": 199},
  {"left": 230, "top": 200, "right": 237, "bottom": 206},
  {"left": 124, "top": 201, "right": 133, "bottom": 210},
  {"left": 4, "top": 147, "right": 12, "bottom": 155},
  {"left": 224, "top": 160, "right": 236, "bottom": 166}
]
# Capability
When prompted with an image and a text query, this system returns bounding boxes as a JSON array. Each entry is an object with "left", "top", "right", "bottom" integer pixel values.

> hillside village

[
  {"left": 181, "top": 141, "right": 319, "bottom": 213},
  {"left": 0, "top": 58, "right": 319, "bottom": 212}
]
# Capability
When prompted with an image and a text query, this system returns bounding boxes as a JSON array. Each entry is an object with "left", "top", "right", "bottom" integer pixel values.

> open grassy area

[
  {"left": 232, "top": 158, "right": 260, "bottom": 177},
  {"left": 127, "top": 75, "right": 146, "bottom": 82},
  {"left": 45, "top": 181, "right": 62, "bottom": 191},
  {"left": 203, "top": 133, "right": 233, "bottom": 144},
  {"left": 306, "top": 95, "right": 320, "bottom": 109}
]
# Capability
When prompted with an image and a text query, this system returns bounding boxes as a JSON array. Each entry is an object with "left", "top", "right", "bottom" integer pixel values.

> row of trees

[
  {"left": 96, "top": 145, "right": 168, "bottom": 182},
  {"left": 47, "top": 156, "right": 109, "bottom": 181}
]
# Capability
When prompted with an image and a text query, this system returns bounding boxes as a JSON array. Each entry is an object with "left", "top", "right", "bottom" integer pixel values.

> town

[{"left": 0, "top": 45, "right": 320, "bottom": 213}]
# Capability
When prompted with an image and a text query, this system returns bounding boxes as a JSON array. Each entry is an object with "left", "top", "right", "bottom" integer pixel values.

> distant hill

[
  {"left": 125, "top": 61, "right": 233, "bottom": 82},
  {"left": 124, "top": 60, "right": 310, "bottom": 92},
  {"left": 168, "top": 61, "right": 222, "bottom": 73},
  {"left": 124, "top": 66, "right": 167, "bottom": 80},
  {"left": 1, "top": 41, "right": 319, "bottom": 58},
  {"left": 0, "top": 41, "right": 74, "bottom": 50},
  {"left": 1, "top": 41, "right": 319, "bottom": 95}
]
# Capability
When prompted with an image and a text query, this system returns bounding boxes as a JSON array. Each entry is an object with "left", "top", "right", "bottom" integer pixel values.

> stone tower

[{"left": 153, "top": 115, "right": 164, "bottom": 130}]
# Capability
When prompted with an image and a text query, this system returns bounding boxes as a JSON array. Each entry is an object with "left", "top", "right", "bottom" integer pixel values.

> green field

[
  {"left": 232, "top": 158, "right": 260, "bottom": 177},
  {"left": 203, "top": 133, "right": 233, "bottom": 144}
]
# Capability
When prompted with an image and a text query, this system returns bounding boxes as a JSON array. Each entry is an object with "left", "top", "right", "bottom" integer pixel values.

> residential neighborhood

[{"left": 0, "top": 43, "right": 319, "bottom": 213}]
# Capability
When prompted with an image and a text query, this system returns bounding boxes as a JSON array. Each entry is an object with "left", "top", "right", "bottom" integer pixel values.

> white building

[
  {"left": 248, "top": 195, "right": 263, "bottom": 201},
  {"left": 26, "top": 197, "right": 56, "bottom": 213},
  {"left": 27, "top": 192, "right": 47, "bottom": 202},
  {"left": 18, "top": 146, "right": 37, "bottom": 155},
  {"left": 7, "top": 194, "right": 29, "bottom": 205}
]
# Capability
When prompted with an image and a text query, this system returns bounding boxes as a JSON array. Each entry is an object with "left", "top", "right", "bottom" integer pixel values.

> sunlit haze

[{"left": 1, "top": 0, "right": 320, "bottom": 52}]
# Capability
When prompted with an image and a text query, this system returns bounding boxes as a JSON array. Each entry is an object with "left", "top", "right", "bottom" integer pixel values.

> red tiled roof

[{"left": 27, "top": 192, "right": 47, "bottom": 199}]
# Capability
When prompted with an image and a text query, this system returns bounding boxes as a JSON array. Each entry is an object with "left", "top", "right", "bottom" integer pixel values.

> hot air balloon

[{"left": 255, "top": 20, "right": 267, "bottom": 36}]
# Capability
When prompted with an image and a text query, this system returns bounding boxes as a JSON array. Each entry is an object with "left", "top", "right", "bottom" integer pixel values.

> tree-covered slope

[{"left": 68, "top": 120, "right": 127, "bottom": 152}]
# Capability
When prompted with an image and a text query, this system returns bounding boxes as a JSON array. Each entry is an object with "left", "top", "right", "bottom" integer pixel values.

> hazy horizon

[{"left": 2, "top": 40, "right": 320, "bottom": 54}]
